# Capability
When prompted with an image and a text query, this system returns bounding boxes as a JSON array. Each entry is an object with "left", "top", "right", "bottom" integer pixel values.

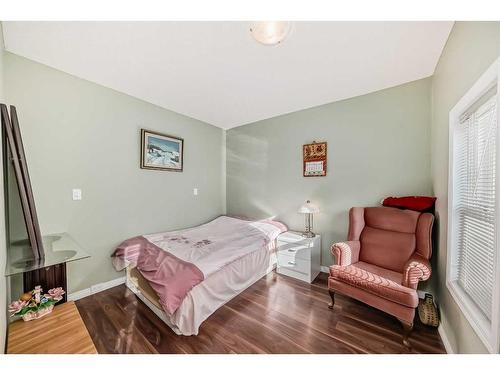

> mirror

[{"left": 1, "top": 104, "right": 44, "bottom": 259}]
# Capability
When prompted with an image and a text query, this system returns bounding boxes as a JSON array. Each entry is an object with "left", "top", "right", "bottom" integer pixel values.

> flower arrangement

[{"left": 8, "top": 286, "right": 65, "bottom": 321}]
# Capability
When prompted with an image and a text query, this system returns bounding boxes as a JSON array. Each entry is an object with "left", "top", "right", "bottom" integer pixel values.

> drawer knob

[
  {"left": 288, "top": 249, "right": 296, "bottom": 252},
  {"left": 287, "top": 261, "right": 296, "bottom": 265}
]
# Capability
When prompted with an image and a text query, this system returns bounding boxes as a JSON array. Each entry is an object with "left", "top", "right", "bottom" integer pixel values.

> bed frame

[{"left": 125, "top": 250, "right": 278, "bottom": 335}]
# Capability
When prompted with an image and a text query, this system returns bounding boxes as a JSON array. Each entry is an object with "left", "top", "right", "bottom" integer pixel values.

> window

[{"left": 448, "top": 58, "right": 500, "bottom": 353}]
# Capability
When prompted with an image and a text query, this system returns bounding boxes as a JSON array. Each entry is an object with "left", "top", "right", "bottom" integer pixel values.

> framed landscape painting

[{"left": 141, "top": 129, "right": 184, "bottom": 171}]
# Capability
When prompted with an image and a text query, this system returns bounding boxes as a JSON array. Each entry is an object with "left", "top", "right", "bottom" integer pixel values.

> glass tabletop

[{"left": 5, "top": 233, "right": 90, "bottom": 276}]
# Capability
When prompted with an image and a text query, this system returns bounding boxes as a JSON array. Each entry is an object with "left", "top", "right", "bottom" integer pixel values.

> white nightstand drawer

[
  {"left": 277, "top": 266, "right": 311, "bottom": 283},
  {"left": 277, "top": 243, "right": 311, "bottom": 261},
  {"left": 277, "top": 252, "right": 310, "bottom": 275}
]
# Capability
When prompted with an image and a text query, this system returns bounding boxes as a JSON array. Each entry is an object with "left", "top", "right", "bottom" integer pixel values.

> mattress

[{"left": 126, "top": 242, "right": 277, "bottom": 335}]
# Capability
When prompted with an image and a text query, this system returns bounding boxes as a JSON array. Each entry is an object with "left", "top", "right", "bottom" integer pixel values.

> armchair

[{"left": 328, "top": 207, "right": 434, "bottom": 348}]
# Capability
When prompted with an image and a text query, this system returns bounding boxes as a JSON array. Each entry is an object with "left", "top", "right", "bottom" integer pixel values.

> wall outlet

[
  {"left": 193, "top": 188, "right": 198, "bottom": 196},
  {"left": 72, "top": 188, "right": 82, "bottom": 201}
]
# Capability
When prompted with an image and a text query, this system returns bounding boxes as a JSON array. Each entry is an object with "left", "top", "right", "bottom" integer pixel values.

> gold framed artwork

[
  {"left": 303, "top": 141, "right": 327, "bottom": 177},
  {"left": 140, "top": 129, "right": 184, "bottom": 172}
]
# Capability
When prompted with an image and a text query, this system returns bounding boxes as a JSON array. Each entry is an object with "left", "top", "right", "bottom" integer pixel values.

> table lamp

[{"left": 298, "top": 200, "right": 320, "bottom": 238}]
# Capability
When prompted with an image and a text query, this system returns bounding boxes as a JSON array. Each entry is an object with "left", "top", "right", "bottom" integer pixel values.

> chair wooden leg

[
  {"left": 328, "top": 290, "right": 335, "bottom": 309},
  {"left": 400, "top": 321, "right": 413, "bottom": 348}
]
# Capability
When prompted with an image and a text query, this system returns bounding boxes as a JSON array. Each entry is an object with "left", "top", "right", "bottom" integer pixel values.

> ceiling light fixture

[{"left": 250, "top": 21, "right": 291, "bottom": 46}]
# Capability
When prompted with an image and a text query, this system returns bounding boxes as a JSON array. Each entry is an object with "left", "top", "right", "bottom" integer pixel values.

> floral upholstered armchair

[{"left": 328, "top": 207, "right": 433, "bottom": 347}]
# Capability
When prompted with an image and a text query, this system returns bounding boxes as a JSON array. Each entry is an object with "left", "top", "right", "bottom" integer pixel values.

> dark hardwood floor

[{"left": 75, "top": 272, "right": 446, "bottom": 354}]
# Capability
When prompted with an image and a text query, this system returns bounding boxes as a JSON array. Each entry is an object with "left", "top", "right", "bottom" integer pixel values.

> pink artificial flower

[
  {"left": 47, "top": 287, "right": 65, "bottom": 301},
  {"left": 8, "top": 300, "right": 28, "bottom": 316}
]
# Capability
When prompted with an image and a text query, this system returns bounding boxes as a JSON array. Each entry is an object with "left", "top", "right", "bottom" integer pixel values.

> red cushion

[{"left": 382, "top": 196, "right": 436, "bottom": 212}]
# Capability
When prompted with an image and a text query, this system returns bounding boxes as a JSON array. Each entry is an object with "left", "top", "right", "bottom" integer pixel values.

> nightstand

[{"left": 276, "top": 231, "right": 321, "bottom": 283}]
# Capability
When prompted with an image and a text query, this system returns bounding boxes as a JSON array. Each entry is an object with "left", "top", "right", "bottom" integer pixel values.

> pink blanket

[{"left": 112, "top": 216, "right": 287, "bottom": 315}]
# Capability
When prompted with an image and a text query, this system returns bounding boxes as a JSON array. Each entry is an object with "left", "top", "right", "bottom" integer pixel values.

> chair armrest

[
  {"left": 402, "top": 254, "right": 431, "bottom": 289},
  {"left": 331, "top": 240, "right": 360, "bottom": 266}
]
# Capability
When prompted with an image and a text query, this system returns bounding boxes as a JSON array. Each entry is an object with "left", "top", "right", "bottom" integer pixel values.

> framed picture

[
  {"left": 303, "top": 141, "right": 327, "bottom": 177},
  {"left": 140, "top": 129, "right": 184, "bottom": 171}
]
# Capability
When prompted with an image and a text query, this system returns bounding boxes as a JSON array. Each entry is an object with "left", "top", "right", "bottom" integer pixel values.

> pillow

[{"left": 382, "top": 196, "right": 436, "bottom": 212}]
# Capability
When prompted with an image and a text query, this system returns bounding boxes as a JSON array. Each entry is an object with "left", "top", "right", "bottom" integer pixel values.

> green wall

[
  {"left": 3, "top": 52, "right": 226, "bottom": 294},
  {"left": 226, "top": 77, "right": 433, "bottom": 268},
  {"left": 431, "top": 21, "right": 500, "bottom": 354}
]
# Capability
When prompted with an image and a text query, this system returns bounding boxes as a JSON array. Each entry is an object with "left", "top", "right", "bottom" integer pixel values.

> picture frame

[
  {"left": 303, "top": 141, "right": 327, "bottom": 177},
  {"left": 140, "top": 129, "right": 184, "bottom": 172}
]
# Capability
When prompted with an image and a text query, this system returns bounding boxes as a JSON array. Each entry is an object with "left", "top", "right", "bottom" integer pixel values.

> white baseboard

[
  {"left": 68, "top": 276, "right": 126, "bottom": 301},
  {"left": 417, "top": 290, "right": 427, "bottom": 299},
  {"left": 438, "top": 324, "right": 454, "bottom": 354}
]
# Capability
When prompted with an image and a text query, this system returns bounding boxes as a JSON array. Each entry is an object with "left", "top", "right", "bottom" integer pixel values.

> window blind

[{"left": 454, "top": 90, "right": 498, "bottom": 322}]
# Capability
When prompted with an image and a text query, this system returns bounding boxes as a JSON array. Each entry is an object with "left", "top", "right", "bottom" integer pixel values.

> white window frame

[{"left": 448, "top": 57, "right": 500, "bottom": 353}]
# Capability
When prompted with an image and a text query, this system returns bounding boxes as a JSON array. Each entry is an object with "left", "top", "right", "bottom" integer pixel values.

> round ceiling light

[{"left": 250, "top": 21, "right": 291, "bottom": 46}]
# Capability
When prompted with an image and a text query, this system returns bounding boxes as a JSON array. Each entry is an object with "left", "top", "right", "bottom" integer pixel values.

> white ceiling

[{"left": 2, "top": 21, "right": 453, "bottom": 129}]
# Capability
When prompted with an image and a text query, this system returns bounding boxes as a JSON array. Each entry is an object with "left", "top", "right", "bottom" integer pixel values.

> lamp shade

[{"left": 298, "top": 200, "right": 320, "bottom": 214}]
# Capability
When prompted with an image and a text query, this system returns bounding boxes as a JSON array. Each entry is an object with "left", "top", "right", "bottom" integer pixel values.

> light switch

[
  {"left": 193, "top": 188, "right": 198, "bottom": 196},
  {"left": 72, "top": 189, "right": 82, "bottom": 201}
]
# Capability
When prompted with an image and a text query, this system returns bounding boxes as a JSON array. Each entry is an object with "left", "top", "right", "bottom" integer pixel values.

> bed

[{"left": 112, "top": 215, "right": 287, "bottom": 335}]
